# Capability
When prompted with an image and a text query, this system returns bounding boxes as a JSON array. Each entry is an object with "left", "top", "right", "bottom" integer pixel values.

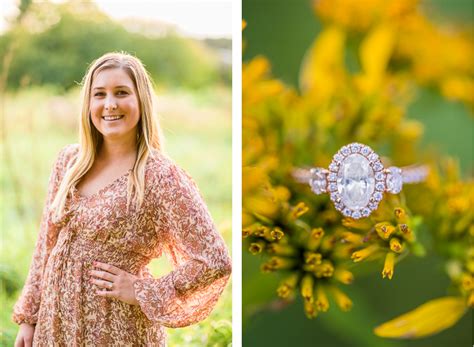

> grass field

[{"left": 0, "top": 86, "right": 232, "bottom": 346}]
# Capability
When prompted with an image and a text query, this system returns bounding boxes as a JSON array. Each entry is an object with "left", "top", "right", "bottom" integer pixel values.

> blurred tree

[{"left": 0, "top": 1, "right": 227, "bottom": 90}]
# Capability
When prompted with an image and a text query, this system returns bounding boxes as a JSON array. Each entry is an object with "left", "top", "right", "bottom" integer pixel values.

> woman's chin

[{"left": 98, "top": 127, "right": 138, "bottom": 142}]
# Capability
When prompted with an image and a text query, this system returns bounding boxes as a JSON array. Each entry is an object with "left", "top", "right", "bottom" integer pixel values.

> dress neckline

[{"left": 71, "top": 169, "right": 132, "bottom": 200}]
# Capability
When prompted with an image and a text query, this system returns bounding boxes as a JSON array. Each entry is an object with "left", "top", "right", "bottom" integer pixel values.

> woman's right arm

[{"left": 11, "top": 145, "right": 76, "bottom": 326}]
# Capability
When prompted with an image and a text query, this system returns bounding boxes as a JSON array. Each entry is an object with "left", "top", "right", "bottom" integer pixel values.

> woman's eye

[
  {"left": 117, "top": 90, "right": 129, "bottom": 96},
  {"left": 94, "top": 92, "right": 105, "bottom": 97}
]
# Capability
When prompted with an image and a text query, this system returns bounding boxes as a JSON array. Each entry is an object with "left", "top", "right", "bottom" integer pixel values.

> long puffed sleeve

[
  {"left": 12, "top": 144, "right": 77, "bottom": 325},
  {"left": 133, "top": 160, "right": 232, "bottom": 328}
]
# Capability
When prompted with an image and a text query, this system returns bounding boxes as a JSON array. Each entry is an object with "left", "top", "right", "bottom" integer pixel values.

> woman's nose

[{"left": 104, "top": 96, "right": 118, "bottom": 111}]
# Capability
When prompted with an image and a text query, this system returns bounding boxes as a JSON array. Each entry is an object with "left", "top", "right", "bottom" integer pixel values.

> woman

[{"left": 13, "top": 52, "right": 232, "bottom": 346}]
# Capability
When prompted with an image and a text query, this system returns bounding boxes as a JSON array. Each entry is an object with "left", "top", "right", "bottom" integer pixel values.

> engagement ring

[{"left": 292, "top": 143, "right": 428, "bottom": 219}]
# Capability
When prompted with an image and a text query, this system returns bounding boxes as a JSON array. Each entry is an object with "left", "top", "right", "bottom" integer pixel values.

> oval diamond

[{"left": 337, "top": 154, "right": 375, "bottom": 210}]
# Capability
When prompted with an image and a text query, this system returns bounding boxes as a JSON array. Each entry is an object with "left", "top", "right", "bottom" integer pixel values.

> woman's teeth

[{"left": 102, "top": 115, "right": 124, "bottom": 121}]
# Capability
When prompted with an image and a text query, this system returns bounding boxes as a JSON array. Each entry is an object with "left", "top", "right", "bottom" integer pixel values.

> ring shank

[
  {"left": 292, "top": 164, "right": 429, "bottom": 187},
  {"left": 400, "top": 165, "right": 429, "bottom": 184},
  {"left": 292, "top": 168, "right": 323, "bottom": 184}
]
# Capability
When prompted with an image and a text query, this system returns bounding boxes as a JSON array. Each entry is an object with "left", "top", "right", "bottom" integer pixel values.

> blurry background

[
  {"left": 0, "top": 1, "right": 231, "bottom": 346},
  {"left": 243, "top": 0, "right": 472, "bottom": 346}
]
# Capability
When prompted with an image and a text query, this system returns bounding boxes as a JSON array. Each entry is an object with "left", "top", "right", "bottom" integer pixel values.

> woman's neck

[{"left": 97, "top": 136, "right": 137, "bottom": 164}]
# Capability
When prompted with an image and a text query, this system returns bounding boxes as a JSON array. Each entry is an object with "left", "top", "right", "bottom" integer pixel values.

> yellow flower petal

[
  {"left": 300, "top": 274, "right": 315, "bottom": 303},
  {"left": 374, "top": 297, "right": 467, "bottom": 339},
  {"left": 358, "top": 24, "right": 395, "bottom": 93},
  {"left": 299, "top": 26, "right": 346, "bottom": 100},
  {"left": 382, "top": 252, "right": 396, "bottom": 280}
]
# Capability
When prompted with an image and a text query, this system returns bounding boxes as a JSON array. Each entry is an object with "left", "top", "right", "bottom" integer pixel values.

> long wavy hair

[{"left": 50, "top": 52, "right": 163, "bottom": 222}]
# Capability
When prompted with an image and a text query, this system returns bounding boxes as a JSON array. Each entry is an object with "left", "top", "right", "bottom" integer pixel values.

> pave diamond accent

[
  {"left": 374, "top": 163, "right": 384, "bottom": 172},
  {"left": 334, "top": 153, "right": 343, "bottom": 162},
  {"left": 361, "top": 208, "right": 371, "bottom": 217},
  {"left": 386, "top": 166, "right": 403, "bottom": 194},
  {"left": 369, "top": 153, "right": 378, "bottom": 162},
  {"left": 330, "top": 192, "right": 340, "bottom": 202},
  {"left": 350, "top": 143, "right": 361, "bottom": 153},
  {"left": 375, "top": 171, "right": 385, "bottom": 181},
  {"left": 373, "top": 191, "right": 383, "bottom": 201}
]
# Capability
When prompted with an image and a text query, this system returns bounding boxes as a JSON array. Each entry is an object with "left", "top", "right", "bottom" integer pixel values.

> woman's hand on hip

[{"left": 90, "top": 261, "right": 140, "bottom": 306}]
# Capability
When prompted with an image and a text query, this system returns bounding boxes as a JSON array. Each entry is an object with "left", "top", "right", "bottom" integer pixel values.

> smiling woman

[
  {"left": 11, "top": 52, "right": 232, "bottom": 346},
  {"left": 90, "top": 69, "right": 140, "bottom": 138}
]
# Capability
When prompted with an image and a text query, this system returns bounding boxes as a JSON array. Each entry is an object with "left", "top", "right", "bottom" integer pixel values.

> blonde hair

[{"left": 51, "top": 52, "right": 162, "bottom": 221}]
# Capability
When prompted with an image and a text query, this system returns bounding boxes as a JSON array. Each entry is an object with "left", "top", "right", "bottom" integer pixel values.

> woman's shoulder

[
  {"left": 54, "top": 143, "right": 80, "bottom": 169},
  {"left": 146, "top": 149, "right": 195, "bottom": 188}
]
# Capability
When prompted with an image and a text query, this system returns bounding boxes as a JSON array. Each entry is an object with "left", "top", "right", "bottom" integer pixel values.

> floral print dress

[{"left": 12, "top": 144, "right": 232, "bottom": 346}]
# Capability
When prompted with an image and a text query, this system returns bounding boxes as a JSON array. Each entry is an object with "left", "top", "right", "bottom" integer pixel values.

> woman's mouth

[{"left": 102, "top": 115, "right": 124, "bottom": 121}]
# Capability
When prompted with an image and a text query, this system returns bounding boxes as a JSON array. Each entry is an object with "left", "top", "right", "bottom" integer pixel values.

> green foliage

[{"left": 0, "top": 1, "right": 228, "bottom": 90}]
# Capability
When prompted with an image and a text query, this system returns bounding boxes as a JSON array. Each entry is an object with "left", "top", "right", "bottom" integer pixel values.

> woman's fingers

[
  {"left": 94, "top": 261, "right": 122, "bottom": 275},
  {"left": 91, "top": 278, "right": 113, "bottom": 289},
  {"left": 90, "top": 269, "right": 116, "bottom": 282}
]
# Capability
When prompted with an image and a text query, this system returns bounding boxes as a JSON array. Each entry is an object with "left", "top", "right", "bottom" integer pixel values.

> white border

[{"left": 231, "top": 0, "right": 242, "bottom": 345}]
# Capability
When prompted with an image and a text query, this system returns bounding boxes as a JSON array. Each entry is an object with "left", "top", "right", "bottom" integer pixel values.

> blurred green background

[
  {"left": 243, "top": 0, "right": 473, "bottom": 346},
  {"left": 0, "top": 1, "right": 231, "bottom": 346}
]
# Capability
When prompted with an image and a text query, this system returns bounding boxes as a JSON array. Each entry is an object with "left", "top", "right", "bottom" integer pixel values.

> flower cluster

[
  {"left": 314, "top": 0, "right": 474, "bottom": 111},
  {"left": 243, "top": 0, "right": 473, "bottom": 338}
]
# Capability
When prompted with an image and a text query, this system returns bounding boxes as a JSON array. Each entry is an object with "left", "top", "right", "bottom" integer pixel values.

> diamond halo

[{"left": 327, "top": 143, "right": 386, "bottom": 218}]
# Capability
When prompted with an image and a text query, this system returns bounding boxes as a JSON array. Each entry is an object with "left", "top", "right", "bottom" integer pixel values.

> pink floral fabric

[{"left": 12, "top": 144, "right": 232, "bottom": 346}]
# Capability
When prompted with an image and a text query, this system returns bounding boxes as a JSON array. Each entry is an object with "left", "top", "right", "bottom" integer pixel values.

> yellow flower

[
  {"left": 356, "top": 24, "right": 396, "bottom": 94},
  {"left": 304, "top": 251, "right": 323, "bottom": 265},
  {"left": 374, "top": 297, "right": 467, "bottom": 338},
  {"left": 329, "top": 286, "right": 353, "bottom": 312},
  {"left": 351, "top": 244, "right": 380, "bottom": 262},
  {"left": 267, "top": 243, "right": 297, "bottom": 257},
  {"left": 249, "top": 241, "right": 265, "bottom": 255},
  {"left": 382, "top": 252, "right": 396, "bottom": 280},
  {"left": 394, "top": 207, "right": 408, "bottom": 223},
  {"left": 389, "top": 237, "right": 404, "bottom": 253},
  {"left": 299, "top": 26, "right": 346, "bottom": 102},
  {"left": 334, "top": 268, "right": 354, "bottom": 284},
  {"left": 340, "top": 231, "right": 363, "bottom": 244},
  {"left": 300, "top": 274, "right": 315, "bottom": 303},
  {"left": 375, "top": 222, "right": 396, "bottom": 240},
  {"left": 307, "top": 228, "right": 325, "bottom": 251},
  {"left": 277, "top": 273, "right": 299, "bottom": 300},
  {"left": 289, "top": 202, "right": 309, "bottom": 219},
  {"left": 315, "top": 284, "right": 330, "bottom": 312},
  {"left": 304, "top": 300, "right": 318, "bottom": 319},
  {"left": 313, "top": 260, "right": 335, "bottom": 278},
  {"left": 243, "top": 0, "right": 473, "bottom": 325}
]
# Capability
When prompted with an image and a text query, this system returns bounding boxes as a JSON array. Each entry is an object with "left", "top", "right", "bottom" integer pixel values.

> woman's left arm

[{"left": 132, "top": 164, "right": 232, "bottom": 328}]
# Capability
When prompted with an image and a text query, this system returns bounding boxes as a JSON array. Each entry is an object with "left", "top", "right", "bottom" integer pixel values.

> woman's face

[{"left": 89, "top": 68, "right": 140, "bottom": 141}]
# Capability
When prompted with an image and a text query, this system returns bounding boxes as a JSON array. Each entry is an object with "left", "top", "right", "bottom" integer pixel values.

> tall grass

[{"left": 0, "top": 86, "right": 232, "bottom": 346}]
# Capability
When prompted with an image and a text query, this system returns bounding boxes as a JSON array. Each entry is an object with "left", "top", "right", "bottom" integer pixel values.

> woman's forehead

[{"left": 91, "top": 68, "right": 135, "bottom": 89}]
